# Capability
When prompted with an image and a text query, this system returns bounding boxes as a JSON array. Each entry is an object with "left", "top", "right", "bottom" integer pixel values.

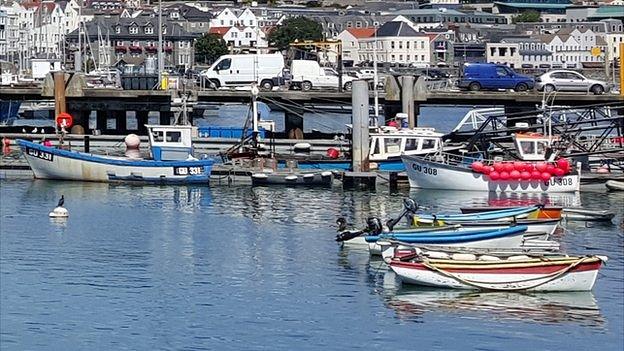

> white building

[
  {"left": 208, "top": 26, "right": 268, "bottom": 50},
  {"left": 358, "top": 21, "right": 430, "bottom": 66},
  {"left": 540, "top": 27, "right": 606, "bottom": 68},
  {"left": 210, "top": 8, "right": 257, "bottom": 28},
  {"left": 486, "top": 42, "right": 521, "bottom": 68},
  {"left": 337, "top": 27, "right": 375, "bottom": 65}
]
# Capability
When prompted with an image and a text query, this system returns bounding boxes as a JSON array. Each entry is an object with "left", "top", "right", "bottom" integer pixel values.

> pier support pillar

[
  {"left": 53, "top": 71, "right": 66, "bottom": 125},
  {"left": 136, "top": 111, "right": 149, "bottom": 135},
  {"left": 400, "top": 75, "right": 416, "bottom": 128},
  {"left": 285, "top": 111, "right": 304, "bottom": 139},
  {"left": 352, "top": 80, "right": 369, "bottom": 172}
]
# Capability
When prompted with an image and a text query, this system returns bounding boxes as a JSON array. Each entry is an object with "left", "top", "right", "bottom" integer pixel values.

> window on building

[
  {"left": 145, "top": 26, "right": 153, "bottom": 34},
  {"left": 391, "top": 41, "right": 395, "bottom": 49},
  {"left": 399, "top": 41, "right": 402, "bottom": 49},
  {"left": 130, "top": 26, "right": 138, "bottom": 34},
  {"left": 421, "top": 55, "right": 425, "bottom": 61}
]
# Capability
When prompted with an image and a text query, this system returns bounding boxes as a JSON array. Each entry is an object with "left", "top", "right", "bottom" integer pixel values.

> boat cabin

[
  {"left": 147, "top": 125, "right": 195, "bottom": 161},
  {"left": 513, "top": 133, "right": 557, "bottom": 161},
  {"left": 369, "top": 126, "right": 443, "bottom": 161}
]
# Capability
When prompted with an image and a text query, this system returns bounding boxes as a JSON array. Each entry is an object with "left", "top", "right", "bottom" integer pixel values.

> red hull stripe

[{"left": 391, "top": 260, "right": 602, "bottom": 274}]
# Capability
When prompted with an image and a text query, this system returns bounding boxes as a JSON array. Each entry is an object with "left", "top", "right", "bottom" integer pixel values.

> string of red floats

[{"left": 471, "top": 158, "right": 571, "bottom": 181}]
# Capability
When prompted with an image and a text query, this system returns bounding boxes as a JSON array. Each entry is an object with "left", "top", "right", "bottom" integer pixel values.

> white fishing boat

[
  {"left": 18, "top": 125, "right": 214, "bottom": 183},
  {"left": 388, "top": 247, "right": 607, "bottom": 292},
  {"left": 402, "top": 132, "right": 581, "bottom": 193}
]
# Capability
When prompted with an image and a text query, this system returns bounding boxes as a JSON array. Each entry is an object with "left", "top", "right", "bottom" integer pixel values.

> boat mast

[
  {"left": 251, "top": 83, "right": 259, "bottom": 149},
  {"left": 157, "top": 0, "right": 163, "bottom": 88},
  {"left": 76, "top": 0, "right": 82, "bottom": 72},
  {"left": 372, "top": 23, "right": 379, "bottom": 126}
]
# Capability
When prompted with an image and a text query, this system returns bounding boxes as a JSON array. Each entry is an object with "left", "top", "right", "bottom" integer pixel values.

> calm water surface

[{"left": 1, "top": 180, "right": 623, "bottom": 350}]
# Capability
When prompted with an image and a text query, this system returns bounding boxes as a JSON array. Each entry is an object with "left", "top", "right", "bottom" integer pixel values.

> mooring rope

[{"left": 419, "top": 256, "right": 596, "bottom": 291}]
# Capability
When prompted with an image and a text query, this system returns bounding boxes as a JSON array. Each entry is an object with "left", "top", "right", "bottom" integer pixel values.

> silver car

[{"left": 535, "top": 70, "right": 610, "bottom": 95}]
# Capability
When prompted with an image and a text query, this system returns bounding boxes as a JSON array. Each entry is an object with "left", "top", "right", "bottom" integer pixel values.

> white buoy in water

[
  {"left": 49, "top": 195, "right": 68, "bottom": 218},
  {"left": 49, "top": 206, "right": 69, "bottom": 218}
]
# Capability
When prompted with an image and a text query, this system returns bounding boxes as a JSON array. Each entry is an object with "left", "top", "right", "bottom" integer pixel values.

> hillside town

[{"left": 0, "top": 0, "right": 622, "bottom": 83}]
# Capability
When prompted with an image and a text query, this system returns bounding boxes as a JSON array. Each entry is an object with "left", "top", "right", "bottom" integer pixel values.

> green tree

[
  {"left": 268, "top": 17, "right": 323, "bottom": 50},
  {"left": 195, "top": 33, "right": 229, "bottom": 65},
  {"left": 512, "top": 10, "right": 541, "bottom": 23}
]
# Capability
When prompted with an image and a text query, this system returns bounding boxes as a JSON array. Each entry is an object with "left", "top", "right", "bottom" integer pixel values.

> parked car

[
  {"left": 535, "top": 70, "right": 610, "bottom": 95},
  {"left": 458, "top": 63, "right": 535, "bottom": 92}
]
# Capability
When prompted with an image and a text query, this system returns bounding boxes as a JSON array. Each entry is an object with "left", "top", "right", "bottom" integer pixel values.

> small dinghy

[
  {"left": 389, "top": 247, "right": 607, "bottom": 292},
  {"left": 605, "top": 180, "right": 624, "bottom": 191},
  {"left": 460, "top": 204, "right": 613, "bottom": 222}
]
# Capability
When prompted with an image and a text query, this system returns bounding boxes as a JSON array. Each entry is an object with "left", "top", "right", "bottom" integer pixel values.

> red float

[
  {"left": 535, "top": 162, "right": 547, "bottom": 173},
  {"left": 471, "top": 161, "right": 484, "bottom": 173},
  {"left": 500, "top": 171, "right": 510, "bottom": 180},
  {"left": 482, "top": 166, "right": 493, "bottom": 175},
  {"left": 531, "top": 170, "right": 542, "bottom": 180},
  {"left": 521, "top": 171, "right": 531, "bottom": 180},
  {"left": 541, "top": 172, "right": 552, "bottom": 181},
  {"left": 503, "top": 163, "right": 515, "bottom": 173},
  {"left": 489, "top": 171, "right": 500, "bottom": 180},
  {"left": 553, "top": 167, "right": 565, "bottom": 177},
  {"left": 493, "top": 163, "right": 504, "bottom": 172},
  {"left": 546, "top": 164, "right": 556, "bottom": 174},
  {"left": 510, "top": 170, "right": 521, "bottom": 180},
  {"left": 326, "top": 148, "right": 340, "bottom": 159},
  {"left": 513, "top": 161, "right": 525, "bottom": 172},
  {"left": 556, "top": 158, "right": 570, "bottom": 170}
]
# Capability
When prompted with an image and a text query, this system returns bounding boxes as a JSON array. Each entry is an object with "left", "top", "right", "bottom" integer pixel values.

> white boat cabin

[
  {"left": 369, "top": 126, "right": 443, "bottom": 161},
  {"left": 147, "top": 125, "right": 195, "bottom": 161},
  {"left": 513, "top": 133, "right": 558, "bottom": 161}
]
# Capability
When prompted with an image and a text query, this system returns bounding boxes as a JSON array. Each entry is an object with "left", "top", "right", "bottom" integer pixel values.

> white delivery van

[
  {"left": 290, "top": 60, "right": 354, "bottom": 91},
  {"left": 201, "top": 53, "right": 285, "bottom": 90}
]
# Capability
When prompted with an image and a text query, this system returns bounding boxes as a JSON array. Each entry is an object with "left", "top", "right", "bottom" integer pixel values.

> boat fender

[
  {"left": 478, "top": 255, "right": 501, "bottom": 261},
  {"left": 303, "top": 173, "right": 315, "bottom": 178},
  {"left": 285, "top": 175, "right": 297, "bottom": 181},
  {"left": 426, "top": 251, "right": 449, "bottom": 259},
  {"left": 451, "top": 253, "right": 477, "bottom": 261},
  {"left": 252, "top": 173, "right": 268, "bottom": 179},
  {"left": 507, "top": 255, "right": 531, "bottom": 261},
  {"left": 596, "top": 255, "right": 609, "bottom": 263},
  {"left": 293, "top": 143, "right": 311, "bottom": 153},
  {"left": 321, "top": 171, "right": 332, "bottom": 177}
]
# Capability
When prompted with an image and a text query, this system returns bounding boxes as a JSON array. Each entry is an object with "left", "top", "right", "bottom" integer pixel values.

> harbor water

[{"left": 1, "top": 181, "right": 623, "bottom": 350}]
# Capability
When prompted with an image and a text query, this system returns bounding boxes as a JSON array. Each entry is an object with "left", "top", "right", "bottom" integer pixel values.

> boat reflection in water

[{"left": 380, "top": 270, "right": 605, "bottom": 328}]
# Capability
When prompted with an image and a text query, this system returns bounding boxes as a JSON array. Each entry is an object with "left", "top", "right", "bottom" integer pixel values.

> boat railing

[{"left": 422, "top": 151, "right": 488, "bottom": 168}]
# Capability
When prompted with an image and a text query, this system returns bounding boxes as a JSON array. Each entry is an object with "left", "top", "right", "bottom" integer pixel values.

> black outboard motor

[
  {"left": 366, "top": 217, "right": 383, "bottom": 236},
  {"left": 336, "top": 217, "right": 348, "bottom": 232},
  {"left": 386, "top": 198, "right": 420, "bottom": 231}
]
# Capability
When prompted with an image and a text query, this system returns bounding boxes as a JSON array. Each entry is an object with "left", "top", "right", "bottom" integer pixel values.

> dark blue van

[{"left": 458, "top": 63, "right": 535, "bottom": 92}]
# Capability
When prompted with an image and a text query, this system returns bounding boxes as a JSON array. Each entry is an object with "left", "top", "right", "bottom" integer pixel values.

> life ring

[{"left": 57, "top": 112, "right": 73, "bottom": 129}]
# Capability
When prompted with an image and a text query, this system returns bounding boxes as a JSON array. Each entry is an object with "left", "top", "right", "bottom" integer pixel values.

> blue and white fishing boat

[{"left": 17, "top": 125, "right": 214, "bottom": 183}]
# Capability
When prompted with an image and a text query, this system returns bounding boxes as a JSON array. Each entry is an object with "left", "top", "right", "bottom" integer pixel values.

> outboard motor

[
  {"left": 386, "top": 198, "right": 419, "bottom": 231},
  {"left": 366, "top": 217, "right": 383, "bottom": 236},
  {"left": 336, "top": 217, "right": 348, "bottom": 232}
]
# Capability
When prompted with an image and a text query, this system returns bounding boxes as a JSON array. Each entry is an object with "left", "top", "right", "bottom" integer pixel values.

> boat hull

[
  {"left": 402, "top": 155, "right": 580, "bottom": 193},
  {"left": 390, "top": 258, "right": 602, "bottom": 291},
  {"left": 18, "top": 140, "right": 213, "bottom": 183}
]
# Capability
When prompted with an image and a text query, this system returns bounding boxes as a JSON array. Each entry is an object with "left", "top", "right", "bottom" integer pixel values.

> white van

[
  {"left": 201, "top": 53, "right": 285, "bottom": 89},
  {"left": 290, "top": 60, "right": 354, "bottom": 91}
]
